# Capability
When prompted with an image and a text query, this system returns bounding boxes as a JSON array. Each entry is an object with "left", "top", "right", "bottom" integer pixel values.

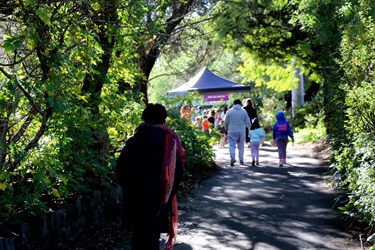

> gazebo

[{"left": 167, "top": 67, "right": 250, "bottom": 101}]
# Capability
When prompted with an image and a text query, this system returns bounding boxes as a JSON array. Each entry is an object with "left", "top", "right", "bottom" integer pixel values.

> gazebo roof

[{"left": 167, "top": 67, "right": 250, "bottom": 96}]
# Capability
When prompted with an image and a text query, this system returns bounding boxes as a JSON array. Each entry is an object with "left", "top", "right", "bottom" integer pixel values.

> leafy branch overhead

[{"left": 0, "top": 0, "right": 211, "bottom": 221}]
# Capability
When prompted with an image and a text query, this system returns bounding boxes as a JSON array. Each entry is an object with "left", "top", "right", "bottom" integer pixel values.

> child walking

[
  {"left": 272, "top": 111, "right": 294, "bottom": 166},
  {"left": 248, "top": 118, "right": 266, "bottom": 166},
  {"left": 217, "top": 120, "right": 227, "bottom": 147}
]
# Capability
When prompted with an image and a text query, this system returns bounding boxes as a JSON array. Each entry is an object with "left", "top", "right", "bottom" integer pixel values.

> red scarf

[{"left": 155, "top": 124, "right": 185, "bottom": 250}]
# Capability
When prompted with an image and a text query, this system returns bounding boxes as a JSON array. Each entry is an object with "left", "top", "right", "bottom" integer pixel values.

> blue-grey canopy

[{"left": 167, "top": 67, "right": 250, "bottom": 96}]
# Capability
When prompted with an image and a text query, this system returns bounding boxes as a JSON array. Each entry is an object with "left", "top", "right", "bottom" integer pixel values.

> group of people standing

[
  {"left": 224, "top": 98, "right": 294, "bottom": 167},
  {"left": 180, "top": 102, "right": 227, "bottom": 133},
  {"left": 180, "top": 102, "right": 229, "bottom": 146}
]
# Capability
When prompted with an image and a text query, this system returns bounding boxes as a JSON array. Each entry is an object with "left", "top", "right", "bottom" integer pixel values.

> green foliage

[
  {"left": 238, "top": 52, "right": 300, "bottom": 92},
  {"left": 294, "top": 118, "right": 326, "bottom": 143},
  {"left": 0, "top": 0, "right": 142, "bottom": 221},
  {"left": 148, "top": 11, "right": 246, "bottom": 103},
  {"left": 165, "top": 106, "right": 217, "bottom": 183},
  {"left": 212, "top": 0, "right": 347, "bottom": 150},
  {"left": 0, "top": 0, "right": 209, "bottom": 222},
  {"left": 332, "top": 0, "right": 375, "bottom": 227},
  {"left": 333, "top": 136, "right": 375, "bottom": 225},
  {"left": 1, "top": 0, "right": 375, "bottom": 234}
]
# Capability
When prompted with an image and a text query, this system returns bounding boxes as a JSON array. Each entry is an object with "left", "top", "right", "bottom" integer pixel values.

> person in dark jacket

[
  {"left": 243, "top": 99, "right": 258, "bottom": 147},
  {"left": 272, "top": 111, "right": 294, "bottom": 166},
  {"left": 116, "top": 103, "right": 185, "bottom": 250}
]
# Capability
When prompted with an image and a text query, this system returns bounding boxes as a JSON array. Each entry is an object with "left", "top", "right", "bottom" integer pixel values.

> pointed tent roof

[{"left": 167, "top": 67, "right": 250, "bottom": 96}]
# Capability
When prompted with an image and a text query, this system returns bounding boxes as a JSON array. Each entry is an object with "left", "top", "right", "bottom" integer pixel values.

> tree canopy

[{"left": 1, "top": 0, "right": 375, "bottom": 232}]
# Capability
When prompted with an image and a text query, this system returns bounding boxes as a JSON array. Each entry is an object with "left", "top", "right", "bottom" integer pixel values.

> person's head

[
  {"left": 242, "top": 99, "right": 247, "bottom": 106},
  {"left": 195, "top": 116, "right": 201, "bottom": 122},
  {"left": 275, "top": 111, "right": 285, "bottom": 121},
  {"left": 250, "top": 118, "right": 260, "bottom": 130},
  {"left": 210, "top": 109, "right": 215, "bottom": 117},
  {"left": 246, "top": 98, "right": 253, "bottom": 107},
  {"left": 203, "top": 115, "right": 208, "bottom": 120},
  {"left": 233, "top": 99, "right": 242, "bottom": 105},
  {"left": 142, "top": 103, "right": 167, "bottom": 124}
]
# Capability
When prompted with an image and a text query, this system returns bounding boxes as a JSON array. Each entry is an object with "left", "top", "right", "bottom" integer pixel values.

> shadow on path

[
  {"left": 97, "top": 144, "right": 360, "bottom": 250},
  {"left": 172, "top": 144, "right": 360, "bottom": 250}
]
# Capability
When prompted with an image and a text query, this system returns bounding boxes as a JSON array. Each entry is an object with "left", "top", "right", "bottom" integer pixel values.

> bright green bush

[
  {"left": 294, "top": 117, "right": 326, "bottom": 143},
  {"left": 0, "top": 101, "right": 216, "bottom": 221},
  {"left": 166, "top": 111, "right": 217, "bottom": 185}
]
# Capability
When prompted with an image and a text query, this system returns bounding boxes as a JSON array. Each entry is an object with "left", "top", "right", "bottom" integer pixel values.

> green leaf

[
  {"left": 3, "top": 35, "right": 25, "bottom": 53},
  {"left": 50, "top": 188, "right": 60, "bottom": 198},
  {"left": 0, "top": 182, "right": 7, "bottom": 191},
  {"left": 35, "top": 9, "right": 51, "bottom": 25}
]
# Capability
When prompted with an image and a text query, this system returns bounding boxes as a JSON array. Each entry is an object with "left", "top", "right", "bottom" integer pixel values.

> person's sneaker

[
  {"left": 240, "top": 160, "right": 244, "bottom": 165},
  {"left": 256, "top": 160, "right": 259, "bottom": 165},
  {"left": 252, "top": 159, "right": 255, "bottom": 166},
  {"left": 230, "top": 159, "right": 236, "bottom": 166},
  {"left": 279, "top": 159, "right": 283, "bottom": 166}
]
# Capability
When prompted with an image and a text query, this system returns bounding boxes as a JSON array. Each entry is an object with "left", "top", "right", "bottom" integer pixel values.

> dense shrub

[
  {"left": 332, "top": 3, "right": 375, "bottom": 230},
  {"left": 166, "top": 112, "right": 217, "bottom": 190},
  {"left": 0, "top": 101, "right": 216, "bottom": 222}
]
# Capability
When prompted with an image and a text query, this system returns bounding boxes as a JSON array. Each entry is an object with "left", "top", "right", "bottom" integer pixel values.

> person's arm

[
  {"left": 272, "top": 124, "right": 276, "bottom": 139},
  {"left": 224, "top": 114, "right": 229, "bottom": 131},
  {"left": 115, "top": 136, "right": 134, "bottom": 187},
  {"left": 260, "top": 129, "right": 266, "bottom": 138},
  {"left": 287, "top": 123, "right": 294, "bottom": 142},
  {"left": 244, "top": 113, "right": 251, "bottom": 129}
]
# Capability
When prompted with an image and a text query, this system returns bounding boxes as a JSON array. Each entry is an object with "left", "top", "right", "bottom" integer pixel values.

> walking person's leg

[
  {"left": 220, "top": 135, "right": 226, "bottom": 146},
  {"left": 254, "top": 142, "right": 261, "bottom": 165},
  {"left": 250, "top": 141, "right": 257, "bottom": 166},
  {"left": 282, "top": 137, "right": 288, "bottom": 164},
  {"left": 276, "top": 137, "right": 284, "bottom": 166},
  {"left": 227, "top": 132, "right": 236, "bottom": 165},
  {"left": 245, "top": 127, "right": 250, "bottom": 147},
  {"left": 237, "top": 131, "right": 246, "bottom": 164}
]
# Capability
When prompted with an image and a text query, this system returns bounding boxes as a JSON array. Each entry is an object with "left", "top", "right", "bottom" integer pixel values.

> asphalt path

[{"left": 114, "top": 143, "right": 361, "bottom": 250}]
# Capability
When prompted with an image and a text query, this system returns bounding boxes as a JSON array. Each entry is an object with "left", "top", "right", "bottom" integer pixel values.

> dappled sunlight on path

[
  {"left": 172, "top": 143, "right": 360, "bottom": 250},
  {"left": 104, "top": 143, "right": 360, "bottom": 250}
]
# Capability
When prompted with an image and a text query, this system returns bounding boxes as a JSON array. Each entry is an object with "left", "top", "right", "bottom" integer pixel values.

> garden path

[{"left": 74, "top": 142, "right": 363, "bottom": 250}]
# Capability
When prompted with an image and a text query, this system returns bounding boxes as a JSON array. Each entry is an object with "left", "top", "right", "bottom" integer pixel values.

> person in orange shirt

[
  {"left": 180, "top": 102, "right": 191, "bottom": 121},
  {"left": 202, "top": 115, "right": 210, "bottom": 134}
]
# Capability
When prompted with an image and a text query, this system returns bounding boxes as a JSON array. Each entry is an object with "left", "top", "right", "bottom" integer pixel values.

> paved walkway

[{"left": 116, "top": 143, "right": 361, "bottom": 249}]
